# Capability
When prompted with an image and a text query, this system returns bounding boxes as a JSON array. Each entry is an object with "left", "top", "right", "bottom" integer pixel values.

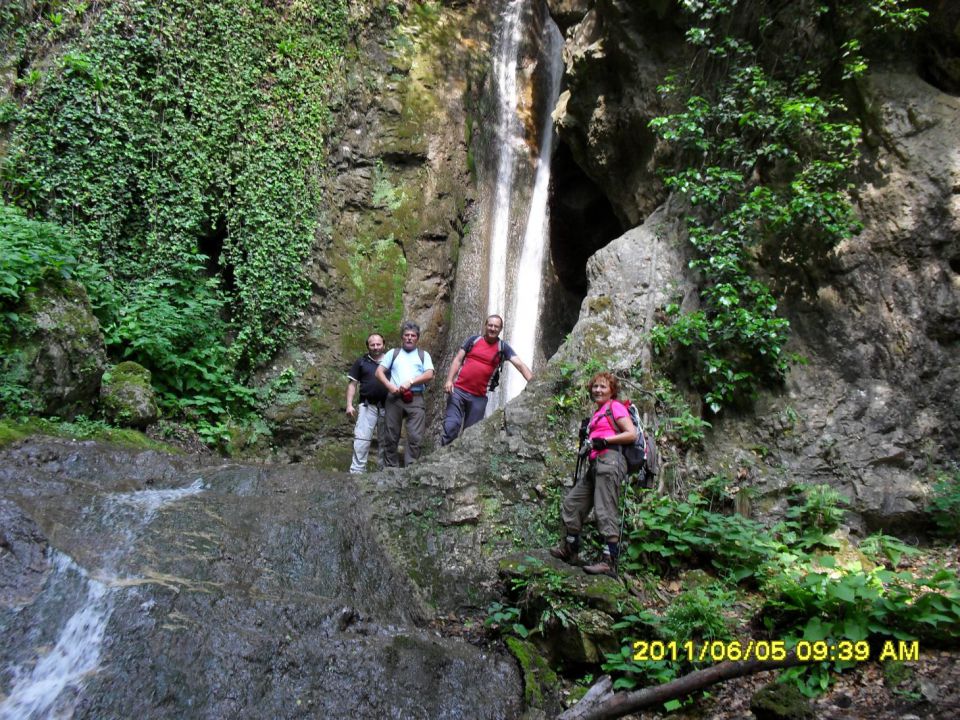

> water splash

[{"left": 0, "top": 555, "right": 110, "bottom": 720}]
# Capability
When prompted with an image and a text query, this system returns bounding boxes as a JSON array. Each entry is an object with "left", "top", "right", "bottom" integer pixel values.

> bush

[{"left": 929, "top": 469, "right": 960, "bottom": 539}]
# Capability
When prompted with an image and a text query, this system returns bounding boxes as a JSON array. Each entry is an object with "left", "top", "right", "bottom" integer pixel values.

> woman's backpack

[{"left": 603, "top": 400, "right": 658, "bottom": 480}]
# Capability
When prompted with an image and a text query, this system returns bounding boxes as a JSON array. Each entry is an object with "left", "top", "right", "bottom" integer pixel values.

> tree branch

[{"left": 557, "top": 651, "right": 800, "bottom": 720}]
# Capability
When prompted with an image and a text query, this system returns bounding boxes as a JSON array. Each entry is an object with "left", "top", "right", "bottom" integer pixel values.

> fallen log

[{"left": 557, "top": 651, "right": 801, "bottom": 720}]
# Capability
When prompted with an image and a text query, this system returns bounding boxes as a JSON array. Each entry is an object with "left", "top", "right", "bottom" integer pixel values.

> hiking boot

[
  {"left": 549, "top": 540, "right": 579, "bottom": 564},
  {"left": 583, "top": 555, "right": 617, "bottom": 578}
]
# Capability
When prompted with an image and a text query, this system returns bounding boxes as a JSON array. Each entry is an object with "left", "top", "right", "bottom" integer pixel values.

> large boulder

[{"left": 11, "top": 279, "right": 107, "bottom": 419}]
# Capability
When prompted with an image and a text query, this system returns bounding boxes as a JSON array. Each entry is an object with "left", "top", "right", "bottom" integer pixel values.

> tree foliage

[
  {"left": 650, "top": 0, "right": 927, "bottom": 412},
  {"left": 2, "top": 0, "right": 349, "bottom": 369}
]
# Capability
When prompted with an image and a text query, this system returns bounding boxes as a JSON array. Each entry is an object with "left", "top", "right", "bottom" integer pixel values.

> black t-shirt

[{"left": 348, "top": 355, "right": 388, "bottom": 405}]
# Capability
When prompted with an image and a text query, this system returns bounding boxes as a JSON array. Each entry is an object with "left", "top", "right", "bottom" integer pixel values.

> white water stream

[
  {"left": 486, "top": 0, "right": 564, "bottom": 406},
  {"left": 503, "top": 16, "right": 564, "bottom": 402},
  {"left": 0, "top": 479, "right": 205, "bottom": 720},
  {"left": 486, "top": 0, "right": 525, "bottom": 325}
]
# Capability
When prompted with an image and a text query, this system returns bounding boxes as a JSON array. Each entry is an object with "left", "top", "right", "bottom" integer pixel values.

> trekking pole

[
  {"left": 618, "top": 468, "right": 645, "bottom": 577},
  {"left": 572, "top": 443, "right": 586, "bottom": 486}
]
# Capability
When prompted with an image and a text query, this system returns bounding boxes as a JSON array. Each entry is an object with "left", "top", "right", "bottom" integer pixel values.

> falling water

[
  {"left": 0, "top": 480, "right": 205, "bottom": 720},
  {"left": 485, "top": 0, "right": 564, "bottom": 407},
  {"left": 503, "top": 16, "right": 563, "bottom": 402},
  {"left": 486, "top": 0, "right": 526, "bottom": 321}
]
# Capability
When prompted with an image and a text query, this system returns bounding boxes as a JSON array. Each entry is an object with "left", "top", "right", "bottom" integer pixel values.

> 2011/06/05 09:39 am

[{"left": 631, "top": 639, "right": 920, "bottom": 664}]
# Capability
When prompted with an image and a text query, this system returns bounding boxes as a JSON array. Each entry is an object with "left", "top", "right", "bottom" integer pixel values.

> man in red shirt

[{"left": 441, "top": 314, "right": 533, "bottom": 446}]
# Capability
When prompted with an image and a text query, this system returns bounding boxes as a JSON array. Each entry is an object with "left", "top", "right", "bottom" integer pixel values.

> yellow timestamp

[{"left": 631, "top": 639, "right": 920, "bottom": 664}]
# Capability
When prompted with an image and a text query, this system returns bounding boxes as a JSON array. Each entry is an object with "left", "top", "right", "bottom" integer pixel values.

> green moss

[
  {"left": 106, "top": 361, "right": 152, "bottom": 386},
  {"left": 750, "top": 681, "right": 814, "bottom": 720},
  {"left": 333, "top": 219, "right": 407, "bottom": 356},
  {"left": 505, "top": 636, "right": 558, "bottom": 710},
  {"left": 0, "top": 421, "right": 29, "bottom": 446},
  {"left": 0, "top": 417, "right": 178, "bottom": 452}
]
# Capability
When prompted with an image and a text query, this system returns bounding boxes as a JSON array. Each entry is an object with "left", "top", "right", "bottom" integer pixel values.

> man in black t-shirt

[{"left": 345, "top": 333, "right": 389, "bottom": 473}]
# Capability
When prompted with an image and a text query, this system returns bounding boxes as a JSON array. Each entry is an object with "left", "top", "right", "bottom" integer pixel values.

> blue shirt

[{"left": 380, "top": 348, "right": 434, "bottom": 392}]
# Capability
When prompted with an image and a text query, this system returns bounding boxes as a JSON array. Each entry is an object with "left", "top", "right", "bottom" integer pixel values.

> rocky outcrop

[
  {"left": 9, "top": 280, "right": 107, "bottom": 419},
  {"left": 0, "top": 438, "right": 523, "bottom": 719},
  {"left": 547, "top": 2, "right": 960, "bottom": 534},
  {"left": 552, "top": 0, "right": 685, "bottom": 227},
  {"left": 717, "top": 71, "right": 960, "bottom": 533},
  {"left": 259, "top": 5, "right": 490, "bottom": 458}
]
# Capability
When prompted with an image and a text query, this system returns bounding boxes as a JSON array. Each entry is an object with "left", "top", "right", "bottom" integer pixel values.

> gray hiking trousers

[{"left": 561, "top": 450, "right": 626, "bottom": 542}]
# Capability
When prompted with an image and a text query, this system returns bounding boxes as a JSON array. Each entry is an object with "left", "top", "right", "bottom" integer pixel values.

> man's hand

[
  {"left": 346, "top": 405, "right": 356, "bottom": 418},
  {"left": 444, "top": 380, "right": 453, "bottom": 393}
]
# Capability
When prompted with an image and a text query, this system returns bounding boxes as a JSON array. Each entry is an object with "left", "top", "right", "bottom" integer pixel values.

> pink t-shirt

[{"left": 588, "top": 400, "right": 628, "bottom": 460}]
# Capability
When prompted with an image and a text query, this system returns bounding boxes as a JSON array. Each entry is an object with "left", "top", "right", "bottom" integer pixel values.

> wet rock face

[
  {"left": 0, "top": 440, "right": 523, "bottom": 719},
  {"left": 260, "top": 5, "right": 489, "bottom": 458},
  {"left": 0, "top": 498, "right": 48, "bottom": 607}
]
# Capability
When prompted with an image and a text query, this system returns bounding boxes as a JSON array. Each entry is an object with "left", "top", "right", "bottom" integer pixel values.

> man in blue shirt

[{"left": 375, "top": 321, "right": 435, "bottom": 467}]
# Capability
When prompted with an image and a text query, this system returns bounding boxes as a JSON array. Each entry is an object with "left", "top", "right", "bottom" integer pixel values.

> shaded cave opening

[
  {"left": 539, "top": 141, "right": 625, "bottom": 356},
  {"left": 549, "top": 142, "right": 624, "bottom": 296},
  {"left": 197, "top": 214, "right": 235, "bottom": 294}
]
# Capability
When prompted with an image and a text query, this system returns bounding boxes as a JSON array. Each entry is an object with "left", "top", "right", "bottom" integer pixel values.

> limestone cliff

[{"left": 547, "top": 1, "right": 960, "bottom": 531}]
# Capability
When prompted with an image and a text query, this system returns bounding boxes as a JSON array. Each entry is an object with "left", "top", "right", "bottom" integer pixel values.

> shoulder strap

[
  {"left": 603, "top": 400, "right": 629, "bottom": 434},
  {"left": 387, "top": 348, "right": 400, "bottom": 374},
  {"left": 388, "top": 347, "right": 425, "bottom": 371}
]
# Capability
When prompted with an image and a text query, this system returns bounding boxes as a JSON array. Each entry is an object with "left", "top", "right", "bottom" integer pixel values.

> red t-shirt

[{"left": 454, "top": 336, "right": 514, "bottom": 397}]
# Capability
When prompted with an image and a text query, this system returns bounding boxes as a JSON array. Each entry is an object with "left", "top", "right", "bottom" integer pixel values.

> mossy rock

[
  {"left": 100, "top": 361, "right": 159, "bottom": 429},
  {"left": 504, "top": 636, "right": 561, "bottom": 715},
  {"left": 13, "top": 279, "right": 107, "bottom": 418},
  {"left": 498, "top": 550, "right": 634, "bottom": 616},
  {"left": 750, "top": 682, "right": 814, "bottom": 720}
]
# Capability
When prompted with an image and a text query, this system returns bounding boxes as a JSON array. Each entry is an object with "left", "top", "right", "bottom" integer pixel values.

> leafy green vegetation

[
  {"left": 484, "top": 479, "right": 960, "bottom": 700},
  {"left": 2, "top": 0, "right": 349, "bottom": 371},
  {"left": 929, "top": 468, "right": 960, "bottom": 539},
  {"left": 604, "top": 484, "right": 960, "bottom": 696},
  {"left": 0, "top": 203, "right": 96, "bottom": 415},
  {"left": 486, "top": 557, "right": 588, "bottom": 640},
  {"left": 1, "top": 1, "right": 354, "bottom": 442},
  {"left": 0, "top": 202, "right": 253, "bottom": 440},
  {"left": 649, "top": 0, "right": 927, "bottom": 412}
]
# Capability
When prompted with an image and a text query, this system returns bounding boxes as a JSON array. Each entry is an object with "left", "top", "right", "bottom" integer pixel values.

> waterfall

[
  {"left": 0, "top": 480, "right": 205, "bottom": 720},
  {"left": 485, "top": 0, "right": 564, "bottom": 407},
  {"left": 503, "top": 16, "right": 563, "bottom": 402},
  {"left": 486, "top": 0, "right": 525, "bottom": 323}
]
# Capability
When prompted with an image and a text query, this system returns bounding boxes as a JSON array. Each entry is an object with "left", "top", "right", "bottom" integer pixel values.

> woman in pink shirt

[{"left": 550, "top": 372, "right": 637, "bottom": 576}]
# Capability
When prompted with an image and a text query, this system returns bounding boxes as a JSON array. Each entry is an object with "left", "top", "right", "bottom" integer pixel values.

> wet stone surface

[{"left": 0, "top": 438, "right": 523, "bottom": 719}]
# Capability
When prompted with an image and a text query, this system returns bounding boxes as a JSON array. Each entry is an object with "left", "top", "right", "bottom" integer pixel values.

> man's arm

[
  {"left": 510, "top": 356, "right": 534, "bottom": 382},
  {"left": 401, "top": 368, "right": 434, "bottom": 391},
  {"left": 375, "top": 363, "right": 398, "bottom": 395},
  {"left": 444, "top": 349, "right": 466, "bottom": 393},
  {"left": 346, "top": 379, "right": 358, "bottom": 417}
]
